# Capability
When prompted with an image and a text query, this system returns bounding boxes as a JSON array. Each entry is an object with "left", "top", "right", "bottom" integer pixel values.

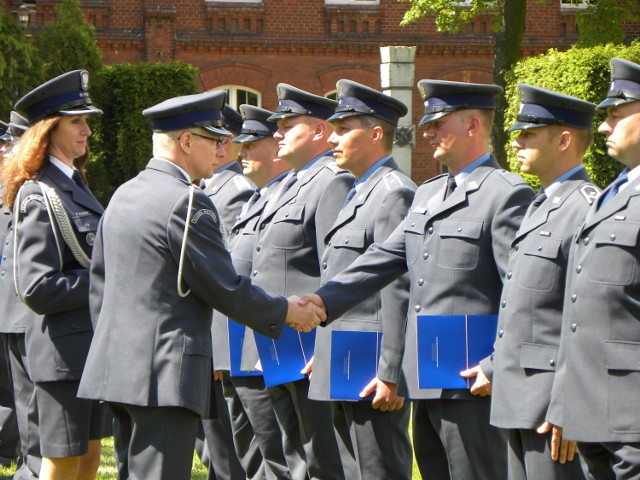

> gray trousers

[
  {"left": 413, "top": 398, "right": 508, "bottom": 480},
  {"left": 109, "top": 402, "right": 200, "bottom": 480},
  {"left": 579, "top": 441, "right": 640, "bottom": 480},
  {"left": 269, "top": 379, "right": 345, "bottom": 480},
  {"left": 0, "top": 333, "right": 19, "bottom": 462},
  {"left": 508, "top": 428, "right": 586, "bottom": 480},
  {"left": 331, "top": 400, "right": 413, "bottom": 480}
]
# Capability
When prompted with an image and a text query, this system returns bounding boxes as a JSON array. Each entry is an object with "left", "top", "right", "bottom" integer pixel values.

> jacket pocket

[
  {"left": 269, "top": 204, "right": 305, "bottom": 250},
  {"left": 588, "top": 222, "right": 640, "bottom": 286},
  {"left": 437, "top": 218, "right": 483, "bottom": 270},
  {"left": 332, "top": 228, "right": 367, "bottom": 251},
  {"left": 517, "top": 237, "right": 562, "bottom": 292},
  {"left": 520, "top": 342, "right": 558, "bottom": 372},
  {"left": 605, "top": 340, "right": 640, "bottom": 433}
]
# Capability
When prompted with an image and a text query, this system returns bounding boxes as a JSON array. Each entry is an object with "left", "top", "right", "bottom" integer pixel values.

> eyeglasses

[{"left": 186, "top": 132, "right": 227, "bottom": 149}]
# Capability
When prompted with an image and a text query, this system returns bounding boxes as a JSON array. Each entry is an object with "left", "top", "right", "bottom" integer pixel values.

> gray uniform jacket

[
  {"left": 14, "top": 162, "right": 103, "bottom": 382},
  {"left": 316, "top": 157, "right": 533, "bottom": 399},
  {"left": 251, "top": 154, "right": 354, "bottom": 297},
  {"left": 308, "top": 159, "right": 416, "bottom": 401},
  {"left": 208, "top": 163, "right": 256, "bottom": 371},
  {"left": 490, "top": 168, "right": 597, "bottom": 430},
  {"left": 547, "top": 172, "right": 640, "bottom": 443},
  {"left": 78, "top": 159, "right": 288, "bottom": 418},
  {"left": 205, "top": 162, "right": 256, "bottom": 235}
]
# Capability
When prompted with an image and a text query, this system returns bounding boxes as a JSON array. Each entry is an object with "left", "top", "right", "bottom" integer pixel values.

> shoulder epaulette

[
  {"left": 579, "top": 184, "right": 600, "bottom": 205},
  {"left": 496, "top": 169, "right": 528, "bottom": 186},
  {"left": 326, "top": 163, "right": 349, "bottom": 174},
  {"left": 421, "top": 173, "right": 447, "bottom": 186},
  {"left": 232, "top": 174, "right": 253, "bottom": 191}
]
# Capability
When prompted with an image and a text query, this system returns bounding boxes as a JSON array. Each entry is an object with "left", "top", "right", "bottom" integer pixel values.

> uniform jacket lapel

[
  {"left": 41, "top": 162, "right": 104, "bottom": 215},
  {"left": 325, "top": 160, "right": 399, "bottom": 241},
  {"left": 583, "top": 176, "right": 640, "bottom": 230},
  {"left": 205, "top": 162, "right": 243, "bottom": 196}
]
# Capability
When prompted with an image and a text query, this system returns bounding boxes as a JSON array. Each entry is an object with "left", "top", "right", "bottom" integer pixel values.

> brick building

[{"left": 6, "top": 0, "right": 640, "bottom": 180}]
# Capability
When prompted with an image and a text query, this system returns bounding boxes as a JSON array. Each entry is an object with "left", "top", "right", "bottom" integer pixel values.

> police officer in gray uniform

[
  {"left": 489, "top": 84, "right": 597, "bottom": 480},
  {"left": 546, "top": 58, "right": 640, "bottom": 480},
  {"left": 305, "top": 79, "right": 416, "bottom": 480},
  {"left": 221, "top": 104, "right": 294, "bottom": 480},
  {"left": 197, "top": 103, "right": 254, "bottom": 480},
  {"left": 77, "top": 91, "right": 325, "bottom": 480},
  {"left": 307, "top": 80, "right": 534, "bottom": 480},
  {"left": 251, "top": 84, "right": 354, "bottom": 480}
]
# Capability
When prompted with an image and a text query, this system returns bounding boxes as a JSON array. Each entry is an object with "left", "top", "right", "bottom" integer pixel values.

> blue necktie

[
  {"left": 598, "top": 169, "right": 629, "bottom": 209},
  {"left": 72, "top": 170, "right": 92, "bottom": 195},
  {"left": 278, "top": 172, "right": 298, "bottom": 200},
  {"left": 525, "top": 188, "right": 547, "bottom": 218},
  {"left": 343, "top": 186, "right": 357, "bottom": 208},
  {"left": 444, "top": 174, "right": 456, "bottom": 199}
]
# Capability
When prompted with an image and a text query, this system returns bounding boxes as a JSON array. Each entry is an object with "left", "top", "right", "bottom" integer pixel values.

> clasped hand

[{"left": 285, "top": 294, "right": 327, "bottom": 332}]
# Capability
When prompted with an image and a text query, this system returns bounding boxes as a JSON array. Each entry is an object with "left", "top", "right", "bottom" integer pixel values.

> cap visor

[
  {"left": 596, "top": 96, "right": 637, "bottom": 109},
  {"left": 266, "top": 112, "right": 300, "bottom": 122},
  {"left": 233, "top": 133, "right": 267, "bottom": 143},
  {"left": 507, "top": 121, "right": 547, "bottom": 132},
  {"left": 327, "top": 111, "right": 363, "bottom": 123},
  {"left": 418, "top": 111, "right": 449, "bottom": 126},
  {"left": 59, "top": 105, "right": 103, "bottom": 116},
  {"left": 202, "top": 125, "right": 232, "bottom": 137}
]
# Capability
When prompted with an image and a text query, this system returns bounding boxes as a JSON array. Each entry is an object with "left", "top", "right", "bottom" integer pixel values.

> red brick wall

[{"left": 7, "top": 0, "right": 639, "bottom": 182}]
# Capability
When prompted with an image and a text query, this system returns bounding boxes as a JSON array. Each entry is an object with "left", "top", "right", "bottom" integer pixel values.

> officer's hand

[
  {"left": 213, "top": 370, "right": 223, "bottom": 382},
  {"left": 361, "top": 378, "right": 405, "bottom": 411},
  {"left": 299, "top": 293, "right": 327, "bottom": 314},
  {"left": 537, "top": 421, "right": 577, "bottom": 464},
  {"left": 460, "top": 365, "right": 492, "bottom": 396},
  {"left": 301, "top": 356, "right": 314, "bottom": 377},
  {"left": 286, "top": 295, "right": 325, "bottom": 332}
]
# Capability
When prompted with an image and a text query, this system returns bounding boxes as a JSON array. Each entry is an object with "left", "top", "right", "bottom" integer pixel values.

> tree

[
  {"left": 34, "top": 0, "right": 103, "bottom": 79},
  {"left": 0, "top": 10, "right": 43, "bottom": 120},
  {"left": 397, "top": 0, "right": 640, "bottom": 169}
]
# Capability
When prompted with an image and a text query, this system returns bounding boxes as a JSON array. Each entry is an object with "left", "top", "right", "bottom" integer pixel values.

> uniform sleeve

[
  {"left": 15, "top": 184, "right": 90, "bottom": 315},
  {"left": 374, "top": 185, "right": 416, "bottom": 384},
  {"left": 317, "top": 217, "right": 409, "bottom": 324},
  {"left": 167, "top": 189, "right": 288, "bottom": 338},
  {"left": 89, "top": 217, "right": 106, "bottom": 329}
]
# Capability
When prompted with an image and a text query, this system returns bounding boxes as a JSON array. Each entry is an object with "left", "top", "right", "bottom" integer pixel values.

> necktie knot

[
  {"left": 444, "top": 174, "right": 457, "bottom": 199},
  {"left": 72, "top": 170, "right": 91, "bottom": 194},
  {"left": 598, "top": 169, "right": 629, "bottom": 209},
  {"left": 278, "top": 172, "right": 298, "bottom": 201}
]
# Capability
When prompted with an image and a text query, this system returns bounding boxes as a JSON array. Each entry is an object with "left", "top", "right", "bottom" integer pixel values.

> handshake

[{"left": 285, "top": 293, "right": 327, "bottom": 332}]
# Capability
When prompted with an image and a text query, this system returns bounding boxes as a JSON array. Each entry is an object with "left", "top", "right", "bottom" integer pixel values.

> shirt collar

[
  {"left": 453, "top": 152, "right": 491, "bottom": 187},
  {"left": 354, "top": 155, "right": 392, "bottom": 190},
  {"left": 49, "top": 155, "right": 75, "bottom": 179},
  {"left": 545, "top": 165, "right": 586, "bottom": 198},
  {"left": 297, "top": 150, "right": 332, "bottom": 181},
  {"left": 155, "top": 157, "right": 191, "bottom": 182}
]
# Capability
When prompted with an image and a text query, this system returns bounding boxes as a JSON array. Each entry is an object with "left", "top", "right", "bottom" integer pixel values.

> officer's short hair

[{"left": 357, "top": 115, "right": 396, "bottom": 151}]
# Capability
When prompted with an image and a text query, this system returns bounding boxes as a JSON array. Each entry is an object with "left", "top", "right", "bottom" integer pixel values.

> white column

[{"left": 380, "top": 46, "right": 416, "bottom": 176}]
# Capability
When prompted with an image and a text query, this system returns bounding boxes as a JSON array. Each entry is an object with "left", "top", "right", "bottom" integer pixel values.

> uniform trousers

[
  {"left": 0, "top": 333, "right": 19, "bottom": 463},
  {"left": 412, "top": 398, "right": 508, "bottom": 480},
  {"left": 197, "top": 373, "right": 247, "bottom": 480},
  {"left": 231, "top": 375, "right": 291, "bottom": 480},
  {"left": 578, "top": 441, "right": 640, "bottom": 480},
  {"left": 331, "top": 400, "right": 412, "bottom": 480},
  {"left": 507, "top": 428, "right": 586, "bottom": 480},
  {"left": 109, "top": 402, "right": 200, "bottom": 480},
  {"left": 268, "top": 379, "right": 345, "bottom": 480},
  {"left": 6, "top": 334, "right": 40, "bottom": 479}
]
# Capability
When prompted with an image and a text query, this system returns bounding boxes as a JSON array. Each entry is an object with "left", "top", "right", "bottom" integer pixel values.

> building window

[
  {"left": 560, "top": 0, "right": 589, "bottom": 8},
  {"left": 325, "top": 0, "right": 380, "bottom": 5},
  {"left": 216, "top": 85, "right": 261, "bottom": 109}
]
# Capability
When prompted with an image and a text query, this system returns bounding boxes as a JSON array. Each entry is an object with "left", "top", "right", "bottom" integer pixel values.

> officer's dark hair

[
  {"left": 357, "top": 115, "right": 396, "bottom": 151},
  {"left": 573, "top": 127, "right": 593, "bottom": 155}
]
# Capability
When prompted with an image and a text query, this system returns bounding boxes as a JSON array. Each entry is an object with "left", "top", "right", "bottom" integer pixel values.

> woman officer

[{"left": 2, "top": 70, "right": 110, "bottom": 480}]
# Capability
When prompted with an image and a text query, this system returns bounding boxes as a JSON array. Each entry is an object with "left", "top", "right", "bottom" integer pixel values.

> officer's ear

[
  {"left": 312, "top": 119, "right": 330, "bottom": 141},
  {"left": 177, "top": 131, "right": 193, "bottom": 153},
  {"left": 557, "top": 130, "right": 572, "bottom": 152},
  {"left": 371, "top": 125, "right": 384, "bottom": 144}
]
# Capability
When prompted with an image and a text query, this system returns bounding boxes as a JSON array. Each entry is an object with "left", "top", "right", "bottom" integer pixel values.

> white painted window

[
  {"left": 560, "top": 0, "right": 589, "bottom": 9},
  {"left": 216, "top": 85, "right": 261, "bottom": 109}
]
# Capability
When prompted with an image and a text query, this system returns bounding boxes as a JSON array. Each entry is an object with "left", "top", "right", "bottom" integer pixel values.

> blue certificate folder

[
  {"left": 254, "top": 327, "right": 316, "bottom": 387},
  {"left": 417, "top": 315, "right": 498, "bottom": 389},
  {"left": 330, "top": 330, "right": 381, "bottom": 401},
  {"left": 228, "top": 320, "right": 261, "bottom": 378}
]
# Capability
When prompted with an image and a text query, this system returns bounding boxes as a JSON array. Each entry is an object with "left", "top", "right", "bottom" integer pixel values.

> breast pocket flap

[
  {"left": 273, "top": 204, "right": 305, "bottom": 224},
  {"left": 519, "top": 342, "right": 558, "bottom": 371},
  {"left": 439, "top": 218, "right": 483, "bottom": 239},
  {"left": 404, "top": 212, "right": 428, "bottom": 234},
  {"left": 333, "top": 228, "right": 367, "bottom": 249},
  {"left": 522, "top": 237, "right": 562, "bottom": 260},
  {"left": 593, "top": 222, "right": 640, "bottom": 247}
]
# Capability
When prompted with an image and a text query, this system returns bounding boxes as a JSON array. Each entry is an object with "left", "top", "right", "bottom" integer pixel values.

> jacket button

[
  {"left": 414, "top": 305, "right": 421, "bottom": 312},
  {"left": 233, "top": 229, "right": 239, "bottom": 235},
  {"left": 549, "top": 359, "right": 555, "bottom": 367},
  {"left": 256, "top": 245, "right": 261, "bottom": 252},
  {"left": 423, "top": 252, "right": 429, "bottom": 260},
  {"left": 418, "top": 278, "right": 424, "bottom": 286},
  {"left": 513, "top": 244, "right": 519, "bottom": 251},
  {"left": 345, "top": 238, "right": 349, "bottom": 244},
  {"left": 411, "top": 222, "right": 416, "bottom": 227},
  {"left": 269, "top": 324, "right": 276, "bottom": 331},
  {"left": 322, "top": 262, "right": 327, "bottom": 269},
  {"left": 610, "top": 233, "right": 616, "bottom": 241},
  {"left": 501, "top": 300, "right": 507, "bottom": 308},
  {"left": 576, "top": 265, "right": 582, "bottom": 273},
  {"left": 537, "top": 245, "right": 543, "bottom": 251},
  {"left": 583, "top": 237, "right": 590, "bottom": 246},
  {"left": 252, "top": 270, "right": 258, "bottom": 277},
  {"left": 328, "top": 241, "right": 332, "bottom": 247},
  {"left": 571, "top": 294, "right": 577, "bottom": 303},
  {"left": 571, "top": 323, "right": 577, "bottom": 332},
  {"left": 428, "top": 227, "right": 434, "bottom": 234},
  {"left": 457, "top": 227, "right": 462, "bottom": 232},
  {"left": 260, "top": 224, "right": 266, "bottom": 230},
  {"left": 506, "top": 272, "right": 512, "bottom": 280},
  {"left": 498, "top": 329, "right": 504, "bottom": 338}
]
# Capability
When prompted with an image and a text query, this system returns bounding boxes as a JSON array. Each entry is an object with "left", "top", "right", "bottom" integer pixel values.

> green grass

[{"left": 1, "top": 436, "right": 420, "bottom": 479}]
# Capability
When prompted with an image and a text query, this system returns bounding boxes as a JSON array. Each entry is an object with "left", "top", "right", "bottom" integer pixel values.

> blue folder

[
  {"left": 254, "top": 327, "right": 316, "bottom": 387},
  {"left": 416, "top": 315, "right": 498, "bottom": 389},
  {"left": 329, "top": 330, "right": 382, "bottom": 401},
  {"left": 228, "top": 319, "right": 262, "bottom": 378}
]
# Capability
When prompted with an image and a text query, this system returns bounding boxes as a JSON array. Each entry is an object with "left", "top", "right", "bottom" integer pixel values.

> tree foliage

[
  {"left": 0, "top": 10, "right": 43, "bottom": 120},
  {"left": 504, "top": 42, "right": 640, "bottom": 189},
  {"left": 86, "top": 62, "right": 199, "bottom": 205},
  {"left": 34, "top": 0, "right": 103, "bottom": 79},
  {"left": 576, "top": 0, "right": 640, "bottom": 47}
]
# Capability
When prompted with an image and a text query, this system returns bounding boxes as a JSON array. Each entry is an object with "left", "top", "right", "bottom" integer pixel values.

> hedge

[
  {"left": 504, "top": 41, "right": 640, "bottom": 189},
  {"left": 86, "top": 62, "right": 199, "bottom": 205}
]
